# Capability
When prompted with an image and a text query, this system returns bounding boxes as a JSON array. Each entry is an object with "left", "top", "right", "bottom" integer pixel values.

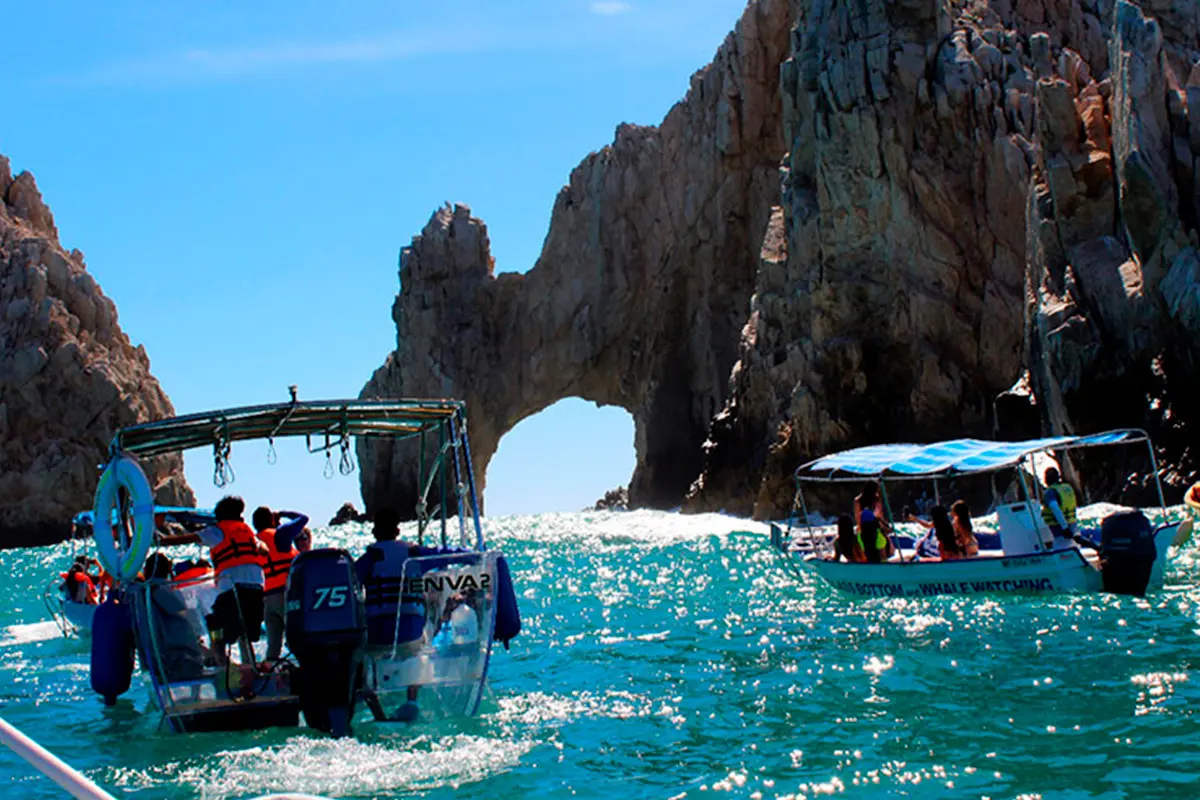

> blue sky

[{"left": 1, "top": 0, "right": 750, "bottom": 520}]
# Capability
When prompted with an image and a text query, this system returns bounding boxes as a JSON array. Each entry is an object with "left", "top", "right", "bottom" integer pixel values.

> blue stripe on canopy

[{"left": 796, "top": 429, "right": 1141, "bottom": 480}]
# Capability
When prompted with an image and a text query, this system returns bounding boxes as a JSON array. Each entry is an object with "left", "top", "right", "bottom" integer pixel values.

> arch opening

[{"left": 485, "top": 398, "right": 635, "bottom": 516}]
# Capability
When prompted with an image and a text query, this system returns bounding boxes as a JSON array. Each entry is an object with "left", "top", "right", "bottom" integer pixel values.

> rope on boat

[{"left": 213, "top": 430, "right": 235, "bottom": 488}]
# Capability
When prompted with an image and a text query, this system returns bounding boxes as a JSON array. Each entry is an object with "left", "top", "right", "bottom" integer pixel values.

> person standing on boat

[
  {"left": 355, "top": 506, "right": 424, "bottom": 720},
  {"left": 854, "top": 480, "right": 894, "bottom": 563},
  {"left": 1040, "top": 467, "right": 1079, "bottom": 546},
  {"left": 156, "top": 495, "right": 268, "bottom": 664},
  {"left": 252, "top": 505, "right": 310, "bottom": 664}
]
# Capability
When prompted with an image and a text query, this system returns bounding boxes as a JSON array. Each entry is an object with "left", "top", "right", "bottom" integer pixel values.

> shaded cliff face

[
  {"left": 0, "top": 155, "right": 193, "bottom": 546},
  {"left": 688, "top": 0, "right": 1200, "bottom": 517},
  {"left": 359, "top": 0, "right": 794, "bottom": 516},
  {"left": 1025, "top": 0, "right": 1200, "bottom": 501}
]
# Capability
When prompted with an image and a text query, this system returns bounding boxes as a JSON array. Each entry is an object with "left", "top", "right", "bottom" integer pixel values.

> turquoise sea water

[{"left": 1, "top": 508, "right": 1198, "bottom": 799}]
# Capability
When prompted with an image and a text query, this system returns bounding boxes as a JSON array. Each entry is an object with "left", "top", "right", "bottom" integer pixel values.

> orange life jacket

[
  {"left": 61, "top": 571, "right": 98, "bottom": 604},
  {"left": 210, "top": 520, "right": 264, "bottom": 575},
  {"left": 173, "top": 565, "right": 213, "bottom": 586},
  {"left": 257, "top": 528, "right": 296, "bottom": 593}
]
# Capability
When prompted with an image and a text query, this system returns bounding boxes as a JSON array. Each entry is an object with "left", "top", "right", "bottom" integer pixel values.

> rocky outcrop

[
  {"left": 359, "top": 0, "right": 793, "bottom": 517},
  {"left": 591, "top": 486, "right": 629, "bottom": 512},
  {"left": 689, "top": 0, "right": 1200, "bottom": 516},
  {"left": 0, "top": 155, "right": 192, "bottom": 546},
  {"left": 365, "top": 0, "right": 1199, "bottom": 518},
  {"left": 1024, "top": 0, "right": 1200, "bottom": 500}
]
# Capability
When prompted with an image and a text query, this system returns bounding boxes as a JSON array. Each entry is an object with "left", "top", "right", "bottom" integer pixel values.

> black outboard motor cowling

[
  {"left": 285, "top": 548, "right": 367, "bottom": 736},
  {"left": 1099, "top": 510, "right": 1157, "bottom": 597}
]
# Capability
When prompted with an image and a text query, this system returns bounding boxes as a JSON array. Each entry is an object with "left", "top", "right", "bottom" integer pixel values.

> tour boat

[
  {"left": 769, "top": 429, "right": 1186, "bottom": 599},
  {"left": 85, "top": 394, "right": 521, "bottom": 736}
]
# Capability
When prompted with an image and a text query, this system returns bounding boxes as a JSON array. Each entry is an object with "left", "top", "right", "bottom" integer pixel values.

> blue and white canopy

[{"left": 796, "top": 429, "right": 1146, "bottom": 482}]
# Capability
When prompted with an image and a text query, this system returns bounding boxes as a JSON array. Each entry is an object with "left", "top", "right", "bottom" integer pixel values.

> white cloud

[
  {"left": 67, "top": 28, "right": 498, "bottom": 85},
  {"left": 589, "top": 1, "right": 632, "bottom": 15}
]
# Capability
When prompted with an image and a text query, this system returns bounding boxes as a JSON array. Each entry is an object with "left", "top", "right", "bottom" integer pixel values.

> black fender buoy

[
  {"left": 90, "top": 596, "right": 134, "bottom": 705},
  {"left": 493, "top": 556, "right": 521, "bottom": 650}
]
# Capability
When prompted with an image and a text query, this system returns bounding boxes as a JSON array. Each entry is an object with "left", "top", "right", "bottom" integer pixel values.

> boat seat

[{"left": 995, "top": 502, "right": 1053, "bottom": 556}]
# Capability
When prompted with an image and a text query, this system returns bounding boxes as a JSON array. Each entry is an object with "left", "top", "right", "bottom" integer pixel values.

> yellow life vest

[{"left": 1041, "top": 483, "right": 1077, "bottom": 528}]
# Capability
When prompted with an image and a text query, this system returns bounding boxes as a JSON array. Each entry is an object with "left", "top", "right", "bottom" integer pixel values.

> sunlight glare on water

[{"left": 0, "top": 508, "right": 1197, "bottom": 798}]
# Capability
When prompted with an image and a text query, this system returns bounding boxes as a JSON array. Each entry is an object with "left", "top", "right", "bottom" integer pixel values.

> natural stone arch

[{"left": 357, "top": 0, "right": 794, "bottom": 517}]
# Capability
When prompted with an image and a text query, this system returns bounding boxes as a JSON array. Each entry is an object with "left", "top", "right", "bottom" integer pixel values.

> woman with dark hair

[
  {"left": 951, "top": 500, "right": 979, "bottom": 557},
  {"left": 907, "top": 505, "right": 963, "bottom": 560},
  {"left": 831, "top": 515, "right": 866, "bottom": 563},
  {"left": 854, "top": 480, "right": 893, "bottom": 563}
]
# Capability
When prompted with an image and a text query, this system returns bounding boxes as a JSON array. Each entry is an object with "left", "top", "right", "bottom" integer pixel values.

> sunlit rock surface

[{"left": 0, "top": 155, "right": 192, "bottom": 546}]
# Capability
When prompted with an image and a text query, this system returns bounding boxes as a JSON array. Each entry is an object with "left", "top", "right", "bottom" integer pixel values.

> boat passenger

[
  {"left": 252, "top": 505, "right": 310, "bottom": 663},
  {"left": 854, "top": 481, "right": 893, "bottom": 563},
  {"left": 831, "top": 515, "right": 866, "bottom": 563},
  {"left": 950, "top": 500, "right": 979, "bottom": 557},
  {"left": 1041, "top": 467, "right": 1079, "bottom": 546},
  {"left": 355, "top": 506, "right": 422, "bottom": 719},
  {"left": 295, "top": 528, "right": 313, "bottom": 552},
  {"left": 907, "top": 505, "right": 964, "bottom": 560},
  {"left": 60, "top": 560, "right": 98, "bottom": 604},
  {"left": 156, "top": 495, "right": 268, "bottom": 665},
  {"left": 154, "top": 513, "right": 187, "bottom": 538},
  {"left": 134, "top": 553, "right": 214, "bottom": 681}
]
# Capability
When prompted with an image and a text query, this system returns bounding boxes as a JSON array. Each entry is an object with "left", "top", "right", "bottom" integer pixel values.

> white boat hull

[
  {"left": 792, "top": 524, "right": 1178, "bottom": 599},
  {"left": 61, "top": 600, "right": 96, "bottom": 636}
]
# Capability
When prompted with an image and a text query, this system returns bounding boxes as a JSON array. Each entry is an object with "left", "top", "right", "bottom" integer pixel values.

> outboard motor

[
  {"left": 285, "top": 548, "right": 366, "bottom": 737},
  {"left": 1100, "top": 510, "right": 1157, "bottom": 597}
]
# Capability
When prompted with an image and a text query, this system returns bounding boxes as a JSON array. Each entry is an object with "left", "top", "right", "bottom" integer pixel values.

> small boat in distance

[
  {"left": 769, "top": 429, "right": 1187, "bottom": 599},
  {"left": 45, "top": 506, "right": 216, "bottom": 638}
]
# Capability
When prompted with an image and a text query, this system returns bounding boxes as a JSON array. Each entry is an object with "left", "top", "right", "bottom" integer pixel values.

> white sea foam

[
  {"left": 0, "top": 621, "right": 63, "bottom": 647},
  {"left": 107, "top": 733, "right": 534, "bottom": 799}
]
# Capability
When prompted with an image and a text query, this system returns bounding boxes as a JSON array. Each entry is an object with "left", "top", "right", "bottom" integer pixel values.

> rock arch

[{"left": 357, "top": 0, "right": 794, "bottom": 516}]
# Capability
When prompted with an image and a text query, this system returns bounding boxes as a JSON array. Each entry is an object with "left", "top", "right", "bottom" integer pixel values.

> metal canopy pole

[
  {"left": 1017, "top": 459, "right": 1045, "bottom": 549},
  {"left": 439, "top": 422, "right": 448, "bottom": 549},
  {"left": 878, "top": 479, "right": 907, "bottom": 562},
  {"left": 1145, "top": 436, "right": 1168, "bottom": 522},
  {"left": 458, "top": 413, "right": 486, "bottom": 550}
]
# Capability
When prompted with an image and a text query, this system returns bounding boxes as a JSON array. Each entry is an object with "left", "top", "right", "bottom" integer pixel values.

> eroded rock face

[
  {"left": 365, "top": 0, "right": 1198, "bottom": 518},
  {"left": 690, "top": 0, "right": 1200, "bottom": 516},
  {"left": 0, "top": 155, "right": 193, "bottom": 546},
  {"left": 359, "top": 0, "right": 793, "bottom": 517}
]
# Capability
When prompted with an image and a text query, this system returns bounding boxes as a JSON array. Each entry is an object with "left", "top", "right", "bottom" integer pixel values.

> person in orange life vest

[
  {"left": 156, "top": 495, "right": 268, "bottom": 664},
  {"left": 251, "top": 505, "right": 309, "bottom": 663},
  {"left": 60, "top": 558, "right": 98, "bottom": 604}
]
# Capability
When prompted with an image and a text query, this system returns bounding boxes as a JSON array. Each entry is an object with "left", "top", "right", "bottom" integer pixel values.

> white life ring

[{"left": 93, "top": 454, "right": 155, "bottom": 583}]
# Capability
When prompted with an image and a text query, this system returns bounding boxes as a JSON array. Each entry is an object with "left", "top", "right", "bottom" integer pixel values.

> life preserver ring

[{"left": 93, "top": 454, "right": 155, "bottom": 583}]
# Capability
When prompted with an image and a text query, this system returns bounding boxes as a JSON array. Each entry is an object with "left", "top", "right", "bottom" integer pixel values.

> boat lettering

[
  {"left": 832, "top": 577, "right": 1054, "bottom": 597},
  {"left": 404, "top": 573, "right": 492, "bottom": 594},
  {"left": 830, "top": 580, "right": 906, "bottom": 597}
]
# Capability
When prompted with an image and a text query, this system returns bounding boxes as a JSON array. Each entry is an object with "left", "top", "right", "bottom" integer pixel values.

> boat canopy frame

[
  {"left": 106, "top": 396, "right": 487, "bottom": 550},
  {"left": 786, "top": 428, "right": 1168, "bottom": 560}
]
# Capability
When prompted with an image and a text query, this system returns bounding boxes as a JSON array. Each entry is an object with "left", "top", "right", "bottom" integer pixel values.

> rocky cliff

[
  {"left": 0, "top": 155, "right": 192, "bottom": 546},
  {"left": 359, "top": 0, "right": 793, "bottom": 516},
  {"left": 689, "top": 0, "right": 1200, "bottom": 516},
  {"left": 366, "top": 0, "right": 1200, "bottom": 519}
]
